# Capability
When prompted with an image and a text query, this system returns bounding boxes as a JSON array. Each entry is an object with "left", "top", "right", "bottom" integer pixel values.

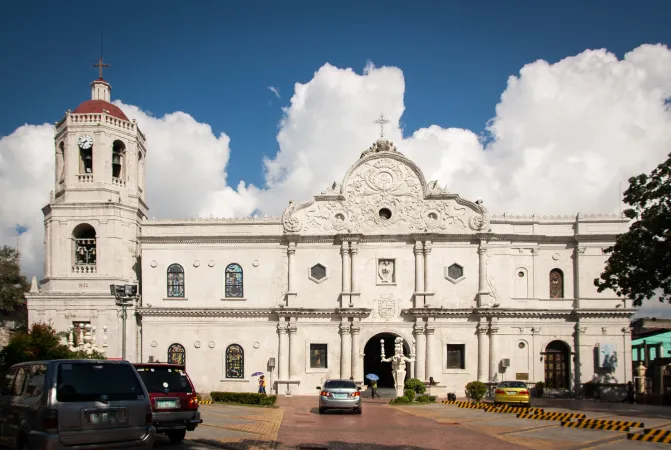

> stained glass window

[
  {"left": 225, "top": 344, "right": 244, "bottom": 378},
  {"left": 310, "top": 344, "right": 328, "bottom": 369},
  {"left": 167, "top": 264, "right": 185, "bottom": 298},
  {"left": 225, "top": 263, "right": 243, "bottom": 298},
  {"left": 167, "top": 343, "right": 185, "bottom": 366},
  {"left": 549, "top": 269, "right": 564, "bottom": 299}
]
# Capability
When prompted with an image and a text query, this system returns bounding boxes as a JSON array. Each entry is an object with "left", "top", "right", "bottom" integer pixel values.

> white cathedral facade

[{"left": 26, "top": 72, "right": 636, "bottom": 397}]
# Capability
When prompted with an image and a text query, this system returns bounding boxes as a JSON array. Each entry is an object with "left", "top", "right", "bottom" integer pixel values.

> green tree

[
  {"left": 0, "top": 245, "right": 29, "bottom": 314},
  {"left": 594, "top": 152, "right": 671, "bottom": 306},
  {"left": 0, "top": 322, "right": 105, "bottom": 374}
]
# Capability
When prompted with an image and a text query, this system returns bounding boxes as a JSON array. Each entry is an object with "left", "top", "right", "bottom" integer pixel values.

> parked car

[
  {"left": 0, "top": 359, "right": 155, "bottom": 450},
  {"left": 133, "top": 362, "right": 202, "bottom": 443},
  {"left": 316, "top": 379, "right": 362, "bottom": 414},
  {"left": 493, "top": 381, "right": 531, "bottom": 407}
]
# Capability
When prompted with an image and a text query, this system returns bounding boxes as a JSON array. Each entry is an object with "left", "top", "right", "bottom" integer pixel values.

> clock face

[{"left": 78, "top": 134, "right": 93, "bottom": 150}]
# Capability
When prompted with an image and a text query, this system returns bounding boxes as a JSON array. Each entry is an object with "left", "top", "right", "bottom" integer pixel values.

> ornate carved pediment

[{"left": 281, "top": 141, "right": 489, "bottom": 235}]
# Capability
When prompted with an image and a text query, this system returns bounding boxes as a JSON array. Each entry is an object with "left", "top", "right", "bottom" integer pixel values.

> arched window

[
  {"left": 112, "top": 140, "right": 126, "bottom": 179},
  {"left": 72, "top": 223, "right": 96, "bottom": 267},
  {"left": 167, "top": 264, "right": 185, "bottom": 298},
  {"left": 549, "top": 269, "right": 564, "bottom": 299},
  {"left": 57, "top": 141, "right": 65, "bottom": 183},
  {"left": 167, "top": 343, "right": 185, "bottom": 365},
  {"left": 225, "top": 263, "right": 243, "bottom": 298},
  {"left": 225, "top": 344, "right": 244, "bottom": 378}
]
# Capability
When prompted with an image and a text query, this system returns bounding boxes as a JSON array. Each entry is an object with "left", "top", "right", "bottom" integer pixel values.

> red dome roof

[{"left": 72, "top": 99, "right": 129, "bottom": 121}]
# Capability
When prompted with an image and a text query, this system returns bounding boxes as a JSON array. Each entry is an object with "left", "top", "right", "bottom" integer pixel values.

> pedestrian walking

[
  {"left": 258, "top": 375, "right": 267, "bottom": 395},
  {"left": 371, "top": 379, "right": 380, "bottom": 398}
]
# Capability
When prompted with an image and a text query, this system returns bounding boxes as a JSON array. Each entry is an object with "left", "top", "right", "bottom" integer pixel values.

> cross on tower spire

[
  {"left": 374, "top": 113, "right": 391, "bottom": 139},
  {"left": 93, "top": 56, "right": 110, "bottom": 80}
]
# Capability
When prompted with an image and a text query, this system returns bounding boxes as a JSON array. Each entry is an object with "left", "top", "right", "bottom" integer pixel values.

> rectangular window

[
  {"left": 24, "top": 364, "right": 48, "bottom": 398},
  {"left": 310, "top": 344, "right": 328, "bottom": 369},
  {"left": 1, "top": 368, "right": 17, "bottom": 395},
  {"left": 56, "top": 362, "right": 144, "bottom": 402},
  {"left": 446, "top": 344, "right": 465, "bottom": 370}
]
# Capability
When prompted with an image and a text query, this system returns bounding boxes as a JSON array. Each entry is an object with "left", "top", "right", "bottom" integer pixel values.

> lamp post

[{"left": 110, "top": 284, "right": 138, "bottom": 361}]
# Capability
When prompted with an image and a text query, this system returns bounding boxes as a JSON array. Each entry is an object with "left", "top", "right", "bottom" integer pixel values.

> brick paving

[
  {"left": 274, "top": 396, "right": 525, "bottom": 449},
  {"left": 396, "top": 401, "right": 671, "bottom": 450},
  {"left": 179, "top": 403, "right": 284, "bottom": 450}
]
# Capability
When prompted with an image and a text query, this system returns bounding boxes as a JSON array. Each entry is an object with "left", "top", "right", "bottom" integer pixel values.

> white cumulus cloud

[{"left": 3, "top": 42, "right": 671, "bottom": 320}]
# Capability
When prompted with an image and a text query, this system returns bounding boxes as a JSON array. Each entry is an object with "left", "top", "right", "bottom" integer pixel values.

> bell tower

[{"left": 27, "top": 57, "right": 148, "bottom": 361}]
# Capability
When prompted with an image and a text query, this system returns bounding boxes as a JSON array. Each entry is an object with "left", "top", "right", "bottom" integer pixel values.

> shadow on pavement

[{"left": 183, "top": 439, "right": 432, "bottom": 449}]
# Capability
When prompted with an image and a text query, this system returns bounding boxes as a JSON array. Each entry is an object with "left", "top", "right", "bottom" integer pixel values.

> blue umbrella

[
  {"left": 251, "top": 371, "right": 264, "bottom": 377},
  {"left": 366, "top": 373, "right": 379, "bottom": 381}
]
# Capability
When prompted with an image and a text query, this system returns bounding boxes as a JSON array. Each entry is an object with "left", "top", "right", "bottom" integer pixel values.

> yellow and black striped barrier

[
  {"left": 577, "top": 418, "right": 644, "bottom": 428},
  {"left": 561, "top": 421, "right": 629, "bottom": 432},
  {"left": 517, "top": 412, "right": 586, "bottom": 421},
  {"left": 197, "top": 399, "right": 213, "bottom": 404},
  {"left": 441, "top": 400, "right": 470, "bottom": 405},
  {"left": 458, "top": 402, "right": 490, "bottom": 409},
  {"left": 485, "top": 406, "right": 544, "bottom": 414},
  {"left": 628, "top": 429, "right": 671, "bottom": 443}
]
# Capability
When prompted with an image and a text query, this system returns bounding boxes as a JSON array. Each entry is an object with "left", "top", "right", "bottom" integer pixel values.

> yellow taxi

[{"left": 493, "top": 381, "right": 531, "bottom": 407}]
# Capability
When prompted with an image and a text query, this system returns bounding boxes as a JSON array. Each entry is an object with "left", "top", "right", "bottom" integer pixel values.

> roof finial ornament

[
  {"left": 374, "top": 113, "right": 391, "bottom": 139},
  {"left": 92, "top": 33, "right": 109, "bottom": 79}
]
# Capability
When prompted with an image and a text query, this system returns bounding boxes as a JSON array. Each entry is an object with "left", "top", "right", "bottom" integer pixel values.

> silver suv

[{"left": 0, "top": 359, "right": 156, "bottom": 450}]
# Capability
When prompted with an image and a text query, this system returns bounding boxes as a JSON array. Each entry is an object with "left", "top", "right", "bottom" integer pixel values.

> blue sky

[{"left": 2, "top": 0, "right": 670, "bottom": 188}]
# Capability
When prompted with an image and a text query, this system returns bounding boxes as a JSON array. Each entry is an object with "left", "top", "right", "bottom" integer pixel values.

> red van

[{"left": 133, "top": 363, "right": 202, "bottom": 443}]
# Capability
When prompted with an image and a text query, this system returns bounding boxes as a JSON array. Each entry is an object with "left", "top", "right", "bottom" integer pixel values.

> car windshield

[
  {"left": 57, "top": 362, "right": 144, "bottom": 402},
  {"left": 324, "top": 380, "right": 356, "bottom": 389},
  {"left": 135, "top": 366, "right": 192, "bottom": 393},
  {"left": 498, "top": 382, "right": 527, "bottom": 388}
]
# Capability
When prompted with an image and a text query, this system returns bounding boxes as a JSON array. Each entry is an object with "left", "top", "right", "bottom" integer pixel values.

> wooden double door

[{"left": 544, "top": 341, "right": 570, "bottom": 389}]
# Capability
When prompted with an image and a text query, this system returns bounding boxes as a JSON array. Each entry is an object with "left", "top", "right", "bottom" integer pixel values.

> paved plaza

[{"left": 162, "top": 398, "right": 671, "bottom": 449}]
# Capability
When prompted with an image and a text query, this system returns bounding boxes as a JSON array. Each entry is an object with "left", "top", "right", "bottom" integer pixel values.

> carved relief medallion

[
  {"left": 375, "top": 293, "right": 398, "bottom": 321},
  {"left": 378, "top": 259, "right": 395, "bottom": 284}
]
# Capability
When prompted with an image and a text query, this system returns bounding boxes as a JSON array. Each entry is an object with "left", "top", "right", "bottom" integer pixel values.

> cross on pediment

[{"left": 374, "top": 114, "right": 391, "bottom": 138}]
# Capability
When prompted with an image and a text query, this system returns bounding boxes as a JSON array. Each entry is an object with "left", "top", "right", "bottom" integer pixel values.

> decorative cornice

[
  {"left": 143, "top": 217, "right": 282, "bottom": 225},
  {"left": 137, "top": 307, "right": 274, "bottom": 318}
]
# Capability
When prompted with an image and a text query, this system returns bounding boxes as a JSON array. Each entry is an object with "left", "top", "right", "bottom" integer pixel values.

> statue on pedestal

[{"left": 381, "top": 337, "right": 415, "bottom": 398}]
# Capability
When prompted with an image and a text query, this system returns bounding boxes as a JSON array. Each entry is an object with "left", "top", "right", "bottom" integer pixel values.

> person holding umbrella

[
  {"left": 252, "top": 372, "right": 266, "bottom": 394},
  {"left": 366, "top": 373, "right": 380, "bottom": 398}
]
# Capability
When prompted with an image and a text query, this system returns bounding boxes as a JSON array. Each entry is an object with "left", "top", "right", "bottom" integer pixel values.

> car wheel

[
  {"left": 318, "top": 407, "right": 325, "bottom": 414},
  {"left": 167, "top": 429, "right": 186, "bottom": 443},
  {"left": 354, "top": 408, "right": 362, "bottom": 414}
]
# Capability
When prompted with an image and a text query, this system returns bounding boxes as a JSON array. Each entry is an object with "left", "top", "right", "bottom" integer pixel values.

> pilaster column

[
  {"left": 350, "top": 326, "right": 361, "bottom": 381},
  {"left": 574, "top": 323, "right": 585, "bottom": 395},
  {"left": 414, "top": 241, "right": 425, "bottom": 293},
  {"left": 287, "top": 242, "right": 296, "bottom": 292},
  {"left": 425, "top": 328, "right": 435, "bottom": 381},
  {"left": 531, "top": 248, "right": 539, "bottom": 298},
  {"left": 277, "top": 323, "right": 289, "bottom": 381},
  {"left": 622, "top": 327, "right": 632, "bottom": 384},
  {"left": 349, "top": 242, "right": 359, "bottom": 308},
  {"left": 341, "top": 242, "right": 351, "bottom": 293},
  {"left": 488, "top": 325, "right": 499, "bottom": 381},
  {"left": 476, "top": 323, "right": 488, "bottom": 382},
  {"left": 288, "top": 323, "right": 299, "bottom": 380},
  {"left": 339, "top": 322, "right": 351, "bottom": 379},
  {"left": 478, "top": 243, "right": 488, "bottom": 293},
  {"left": 286, "top": 242, "right": 297, "bottom": 306},
  {"left": 574, "top": 247, "right": 585, "bottom": 308},
  {"left": 414, "top": 323, "right": 426, "bottom": 381},
  {"left": 423, "top": 241, "right": 432, "bottom": 292}
]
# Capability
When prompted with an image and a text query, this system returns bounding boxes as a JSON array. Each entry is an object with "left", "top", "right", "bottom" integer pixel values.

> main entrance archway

[
  {"left": 544, "top": 340, "right": 570, "bottom": 389},
  {"left": 363, "top": 333, "right": 411, "bottom": 388}
]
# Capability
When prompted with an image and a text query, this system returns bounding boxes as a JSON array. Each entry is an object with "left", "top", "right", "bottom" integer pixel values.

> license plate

[
  {"left": 506, "top": 391, "right": 518, "bottom": 395},
  {"left": 88, "top": 411, "right": 118, "bottom": 424},
  {"left": 156, "top": 399, "right": 179, "bottom": 409},
  {"left": 333, "top": 394, "right": 347, "bottom": 399}
]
